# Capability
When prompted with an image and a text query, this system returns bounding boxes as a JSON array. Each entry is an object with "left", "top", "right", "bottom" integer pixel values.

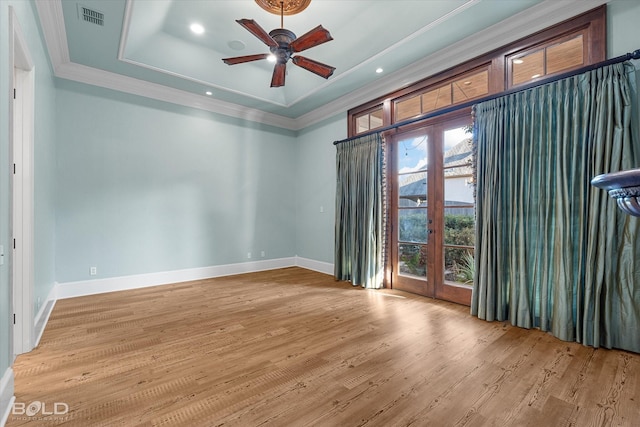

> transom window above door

[{"left": 348, "top": 7, "right": 605, "bottom": 136}]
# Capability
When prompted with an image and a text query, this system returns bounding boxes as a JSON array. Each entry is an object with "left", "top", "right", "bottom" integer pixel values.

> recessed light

[
  {"left": 205, "top": 91, "right": 212, "bottom": 96},
  {"left": 190, "top": 23, "right": 204, "bottom": 35},
  {"left": 513, "top": 59, "right": 524, "bottom": 64},
  {"left": 463, "top": 81, "right": 472, "bottom": 85},
  {"left": 376, "top": 68, "right": 383, "bottom": 74},
  {"left": 531, "top": 73, "right": 541, "bottom": 79}
]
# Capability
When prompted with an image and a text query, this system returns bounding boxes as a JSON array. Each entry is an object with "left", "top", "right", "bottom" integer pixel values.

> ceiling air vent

[{"left": 79, "top": 5, "right": 104, "bottom": 26}]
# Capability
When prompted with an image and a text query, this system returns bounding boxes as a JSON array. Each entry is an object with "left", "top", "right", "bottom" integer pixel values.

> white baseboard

[
  {"left": 295, "top": 257, "right": 334, "bottom": 276},
  {"left": 56, "top": 257, "right": 300, "bottom": 300},
  {"left": 34, "top": 284, "right": 58, "bottom": 348},
  {"left": 0, "top": 368, "right": 15, "bottom": 427}
]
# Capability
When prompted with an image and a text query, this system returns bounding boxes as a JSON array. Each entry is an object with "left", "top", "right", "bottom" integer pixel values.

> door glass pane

[
  {"left": 444, "top": 247, "right": 474, "bottom": 285},
  {"left": 444, "top": 207, "right": 474, "bottom": 246},
  {"left": 397, "top": 135, "right": 428, "bottom": 172},
  {"left": 443, "top": 123, "right": 475, "bottom": 286},
  {"left": 443, "top": 125, "right": 473, "bottom": 186},
  {"left": 399, "top": 243, "right": 427, "bottom": 277},
  {"left": 399, "top": 172, "right": 427, "bottom": 207},
  {"left": 444, "top": 180, "right": 474, "bottom": 207},
  {"left": 398, "top": 208, "right": 427, "bottom": 243}
]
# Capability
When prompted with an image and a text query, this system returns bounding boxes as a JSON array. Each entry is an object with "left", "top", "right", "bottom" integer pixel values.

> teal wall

[
  {"left": 608, "top": 0, "right": 640, "bottom": 99},
  {"left": 54, "top": 81, "right": 297, "bottom": 282},
  {"left": 608, "top": 0, "right": 640, "bottom": 59},
  {"left": 0, "top": 0, "right": 57, "bottom": 378},
  {"left": 31, "top": 2, "right": 57, "bottom": 325},
  {"left": 0, "top": 0, "right": 12, "bottom": 384},
  {"left": 294, "top": 114, "right": 345, "bottom": 264}
]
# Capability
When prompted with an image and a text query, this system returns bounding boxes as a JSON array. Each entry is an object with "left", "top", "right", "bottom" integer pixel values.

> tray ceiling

[{"left": 35, "top": 0, "right": 609, "bottom": 130}]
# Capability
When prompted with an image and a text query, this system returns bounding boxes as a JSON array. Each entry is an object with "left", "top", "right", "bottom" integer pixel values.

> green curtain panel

[
  {"left": 472, "top": 63, "right": 640, "bottom": 353},
  {"left": 335, "top": 133, "right": 384, "bottom": 289}
]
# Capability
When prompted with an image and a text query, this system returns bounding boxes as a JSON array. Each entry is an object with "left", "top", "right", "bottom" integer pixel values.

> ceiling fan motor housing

[{"left": 269, "top": 28, "right": 296, "bottom": 63}]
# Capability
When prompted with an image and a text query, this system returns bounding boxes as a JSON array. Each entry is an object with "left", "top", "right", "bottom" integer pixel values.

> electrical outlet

[
  {"left": 247, "top": 252, "right": 251, "bottom": 259},
  {"left": 90, "top": 266, "right": 97, "bottom": 276},
  {"left": 261, "top": 251, "right": 265, "bottom": 257}
]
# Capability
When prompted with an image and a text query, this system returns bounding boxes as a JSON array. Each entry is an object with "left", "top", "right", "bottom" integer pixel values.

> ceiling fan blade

[
  {"left": 289, "top": 25, "right": 333, "bottom": 53},
  {"left": 292, "top": 56, "right": 336, "bottom": 79},
  {"left": 236, "top": 19, "right": 278, "bottom": 48},
  {"left": 222, "top": 53, "right": 270, "bottom": 65},
  {"left": 271, "top": 63, "right": 286, "bottom": 87}
]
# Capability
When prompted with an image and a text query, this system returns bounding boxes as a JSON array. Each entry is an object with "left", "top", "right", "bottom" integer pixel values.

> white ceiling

[{"left": 35, "top": 0, "right": 610, "bottom": 130}]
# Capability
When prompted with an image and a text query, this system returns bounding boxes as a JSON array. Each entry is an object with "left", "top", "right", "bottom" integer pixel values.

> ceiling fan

[{"left": 221, "top": 2, "right": 335, "bottom": 87}]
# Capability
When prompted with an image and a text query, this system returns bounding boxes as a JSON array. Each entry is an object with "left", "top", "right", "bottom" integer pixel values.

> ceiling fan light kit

[{"left": 221, "top": 0, "right": 335, "bottom": 87}]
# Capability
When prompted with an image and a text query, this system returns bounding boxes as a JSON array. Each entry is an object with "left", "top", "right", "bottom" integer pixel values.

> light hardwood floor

[{"left": 7, "top": 267, "right": 640, "bottom": 426}]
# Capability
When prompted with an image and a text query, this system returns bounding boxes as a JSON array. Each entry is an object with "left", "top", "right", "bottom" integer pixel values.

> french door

[{"left": 389, "top": 112, "right": 474, "bottom": 305}]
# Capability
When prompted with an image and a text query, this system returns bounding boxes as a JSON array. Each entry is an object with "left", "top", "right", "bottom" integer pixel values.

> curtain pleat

[
  {"left": 472, "top": 63, "right": 640, "bottom": 352},
  {"left": 334, "top": 133, "right": 384, "bottom": 289}
]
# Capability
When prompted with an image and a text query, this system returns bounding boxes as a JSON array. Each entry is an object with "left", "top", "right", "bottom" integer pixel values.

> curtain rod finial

[{"left": 631, "top": 49, "right": 640, "bottom": 60}]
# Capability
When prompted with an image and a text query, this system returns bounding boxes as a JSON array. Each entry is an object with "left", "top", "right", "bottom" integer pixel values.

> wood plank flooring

[{"left": 7, "top": 267, "right": 640, "bottom": 426}]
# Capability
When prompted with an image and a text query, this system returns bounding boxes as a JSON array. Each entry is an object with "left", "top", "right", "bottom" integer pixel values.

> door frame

[
  {"left": 388, "top": 109, "right": 473, "bottom": 305},
  {"left": 9, "top": 6, "right": 35, "bottom": 359}
]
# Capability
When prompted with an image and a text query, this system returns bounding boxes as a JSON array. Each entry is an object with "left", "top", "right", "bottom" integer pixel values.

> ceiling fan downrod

[{"left": 280, "top": 2, "right": 284, "bottom": 29}]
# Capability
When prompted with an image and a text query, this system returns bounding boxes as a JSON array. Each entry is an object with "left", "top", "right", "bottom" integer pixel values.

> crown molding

[
  {"left": 34, "top": 0, "right": 297, "bottom": 130},
  {"left": 34, "top": 0, "right": 69, "bottom": 71},
  {"left": 55, "top": 62, "right": 298, "bottom": 129},
  {"left": 36, "top": 0, "right": 610, "bottom": 132}
]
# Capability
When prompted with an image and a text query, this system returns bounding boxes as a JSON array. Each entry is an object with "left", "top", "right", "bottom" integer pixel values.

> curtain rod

[{"left": 333, "top": 49, "right": 640, "bottom": 146}]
